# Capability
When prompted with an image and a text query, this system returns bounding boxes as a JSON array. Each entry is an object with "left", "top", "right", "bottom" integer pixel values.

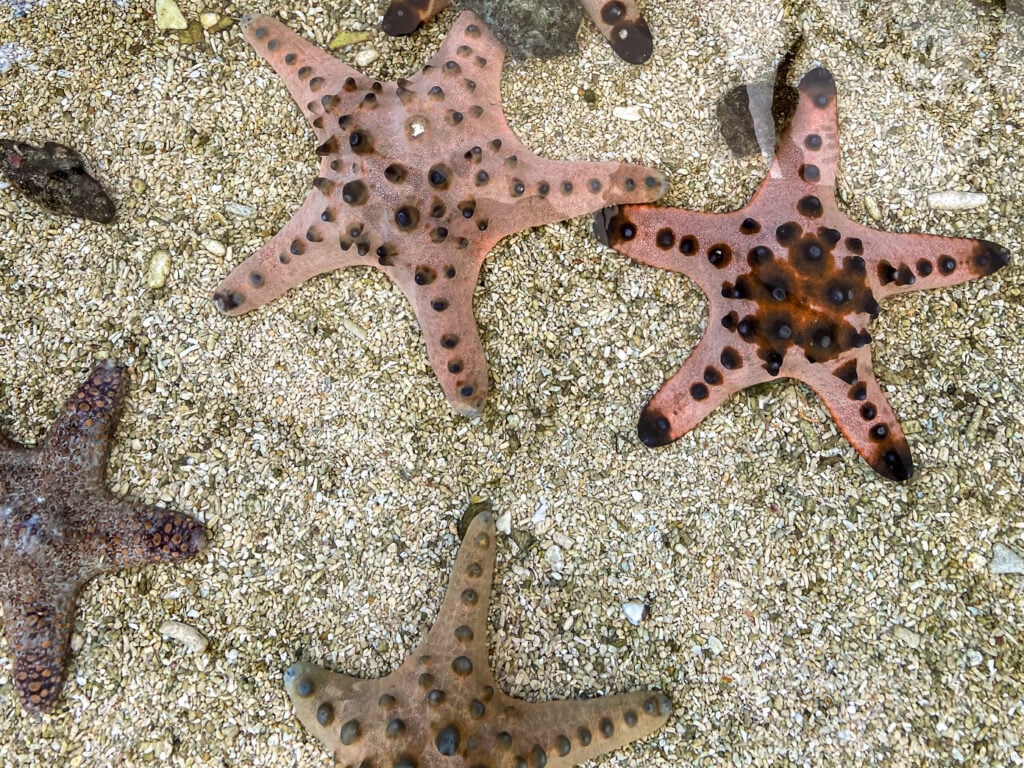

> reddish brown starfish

[
  {"left": 383, "top": 0, "right": 654, "bottom": 64},
  {"left": 284, "top": 509, "right": 672, "bottom": 767},
  {"left": 596, "top": 67, "right": 1009, "bottom": 481},
  {"left": 213, "top": 12, "right": 665, "bottom": 416},
  {"left": 0, "top": 360, "right": 208, "bottom": 713}
]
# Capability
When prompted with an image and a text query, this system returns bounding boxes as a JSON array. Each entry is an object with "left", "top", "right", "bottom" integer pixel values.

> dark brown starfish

[
  {"left": 596, "top": 67, "right": 1010, "bottom": 481},
  {"left": 0, "top": 360, "right": 208, "bottom": 713},
  {"left": 383, "top": 0, "right": 655, "bottom": 64},
  {"left": 213, "top": 12, "right": 665, "bottom": 417},
  {"left": 284, "top": 509, "right": 672, "bottom": 767}
]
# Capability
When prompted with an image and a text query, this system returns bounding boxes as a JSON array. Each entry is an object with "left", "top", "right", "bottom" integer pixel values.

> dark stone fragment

[
  {"left": 1, "top": 140, "right": 115, "bottom": 222},
  {"left": 459, "top": 0, "right": 582, "bottom": 59}
]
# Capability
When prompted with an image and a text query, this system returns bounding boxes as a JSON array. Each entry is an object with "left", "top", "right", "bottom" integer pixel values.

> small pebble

[
  {"left": 863, "top": 195, "right": 882, "bottom": 221},
  {"left": 130, "top": 178, "right": 147, "bottom": 194},
  {"left": 927, "top": 190, "right": 988, "bottom": 211},
  {"left": 990, "top": 543, "right": 1024, "bottom": 575},
  {"left": 622, "top": 601, "right": 649, "bottom": 625},
  {"left": 224, "top": 201, "right": 256, "bottom": 219},
  {"left": 146, "top": 249, "right": 172, "bottom": 289},
  {"left": 613, "top": 105, "right": 642, "bottom": 122},
  {"left": 495, "top": 508, "right": 511, "bottom": 535},
  {"left": 199, "top": 11, "right": 221, "bottom": 29},
  {"left": 354, "top": 49, "right": 380, "bottom": 68},
  {"left": 544, "top": 544, "right": 563, "bottom": 572},
  {"left": 155, "top": 0, "right": 188, "bottom": 31},
  {"left": 706, "top": 636, "right": 724, "bottom": 656},
  {"left": 202, "top": 238, "right": 226, "bottom": 257},
  {"left": 893, "top": 625, "right": 921, "bottom": 649},
  {"left": 160, "top": 620, "right": 209, "bottom": 653},
  {"left": 965, "top": 649, "right": 983, "bottom": 667}
]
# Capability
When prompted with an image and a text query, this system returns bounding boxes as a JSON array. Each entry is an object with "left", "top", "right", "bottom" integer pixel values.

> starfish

[
  {"left": 383, "top": 0, "right": 655, "bottom": 64},
  {"left": 595, "top": 67, "right": 1010, "bottom": 481},
  {"left": 284, "top": 509, "right": 672, "bottom": 767},
  {"left": 0, "top": 360, "right": 208, "bottom": 713},
  {"left": 213, "top": 12, "right": 665, "bottom": 417}
]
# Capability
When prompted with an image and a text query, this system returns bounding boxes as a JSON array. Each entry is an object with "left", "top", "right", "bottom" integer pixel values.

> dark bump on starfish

[
  {"left": 833, "top": 361, "right": 858, "bottom": 385},
  {"left": 429, "top": 85, "right": 444, "bottom": 99},
  {"left": 316, "top": 703, "right": 334, "bottom": 726},
  {"left": 448, "top": 360, "right": 463, "bottom": 374},
  {"left": 818, "top": 227, "right": 841, "bottom": 246},
  {"left": 395, "top": 206, "right": 419, "bottom": 231},
  {"left": 305, "top": 227, "right": 323, "bottom": 243},
  {"left": 447, "top": 109, "right": 464, "bottom": 125},
  {"left": 776, "top": 222, "right": 800, "bottom": 245},
  {"left": 430, "top": 227, "right": 449, "bottom": 244},
  {"left": 314, "top": 137, "right": 338, "bottom": 156},
  {"left": 861, "top": 403, "right": 877, "bottom": 420},
  {"left": 608, "top": 18, "right": 655, "bottom": 65},
  {"left": 870, "top": 424, "right": 888, "bottom": 441},
  {"left": 878, "top": 261, "right": 898, "bottom": 286},
  {"left": 679, "top": 235, "right": 698, "bottom": 254},
  {"left": 798, "top": 67, "right": 837, "bottom": 107},
  {"left": 562, "top": 180, "right": 574, "bottom": 194},
  {"left": 340, "top": 719, "right": 361, "bottom": 745},
  {"left": 579, "top": 727, "right": 593, "bottom": 746},
  {"left": 703, "top": 366, "right": 723, "bottom": 386},
  {"left": 799, "top": 164, "right": 821, "bottom": 183},
  {"left": 707, "top": 244, "right": 732, "bottom": 268},
  {"left": 444, "top": 60, "right": 462, "bottom": 74},
  {"left": 938, "top": 255, "right": 956, "bottom": 274},
  {"left": 589, "top": 179, "right": 602, "bottom": 193},
  {"left": 248, "top": 272, "right": 264, "bottom": 288},
  {"left": 690, "top": 382, "right": 709, "bottom": 400},
  {"left": 432, "top": 299, "right": 448, "bottom": 312},
  {"left": 625, "top": 709, "right": 639, "bottom": 727},
  {"left": 748, "top": 245, "right": 773, "bottom": 265},
  {"left": 297, "top": 65, "right": 311, "bottom": 78},
  {"left": 436, "top": 724, "right": 461, "bottom": 756},
  {"left": 602, "top": 0, "right": 627, "bottom": 22},
  {"left": 600, "top": 717, "right": 614, "bottom": 738},
  {"left": 720, "top": 346, "right": 742, "bottom": 370},
  {"left": 376, "top": 244, "right": 396, "bottom": 267},
  {"left": 475, "top": 169, "right": 490, "bottom": 186},
  {"left": 804, "top": 133, "right": 822, "bottom": 150},
  {"left": 378, "top": 693, "right": 396, "bottom": 708},
  {"left": 384, "top": 163, "right": 408, "bottom": 183},
  {"left": 721, "top": 311, "right": 739, "bottom": 331},
  {"left": 266, "top": 37, "right": 279, "bottom": 52},
  {"left": 470, "top": 698, "right": 486, "bottom": 718},
  {"left": 882, "top": 448, "right": 914, "bottom": 481},
  {"left": 740, "top": 217, "right": 760, "bottom": 234},
  {"left": 916, "top": 259, "right": 933, "bottom": 277},
  {"left": 655, "top": 228, "right": 675, "bottom": 250},
  {"left": 386, "top": 717, "right": 406, "bottom": 737},
  {"left": 342, "top": 180, "right": 368, "bottom": 205},
  {"left": 845, "top": 237, "right": 864, "bottom": 255},
  {"left": 442, "top": 334, "right": 459, "bottom": 349},
  {"left": 637, "top": 409, "right": 673, "bottom": 448},
  {"left": 849, "top": 383, "right": 868, "bottom": 401},
  {"left": 382, "top": 1, "right": 425, "bottom": 35},
  {"left": 971, "top": 240, "right": 1011, "bottom": 276},
  {"left": 428, "top": 689, "right": 446, "bottom": 705},
  {"left": 510, "top": 179, "right": 526, "bottom": 197},
  {"left": 349, "top": 130, "right": 373, "bottom": 155},
  {"left": 797, "top": 195, "right": 823, "bottom": 218},
  {"left": 309, "top": 76, "right": 325, "bottom": 92},
  {"left": 504, "top": 154, "right": 518, "bottom": 168},
  {"left": 415, "top": 266, "right": 436, "bottom": 285},
  {"left": 459, "top": 199, "right": 476, "bottom": 218},
  {"left": 556, "top": 735, "right": 572, "bottom": 756}
]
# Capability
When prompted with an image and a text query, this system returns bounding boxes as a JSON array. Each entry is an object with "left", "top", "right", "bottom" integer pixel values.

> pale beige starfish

[{"left": 284, "top": 510, "right": 672, "bottom": 766}]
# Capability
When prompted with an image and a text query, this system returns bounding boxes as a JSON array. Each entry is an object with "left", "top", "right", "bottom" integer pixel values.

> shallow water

[{"left": 1, "top": 1, "right": 1022, "bottom": 765}]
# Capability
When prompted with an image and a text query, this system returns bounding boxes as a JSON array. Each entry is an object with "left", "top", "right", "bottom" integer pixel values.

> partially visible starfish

[
  {"left": 383, "top": 0, "right": 655, "bottom": 64},
  {"left": 213, "top": 12, "right": 665, "bottom": 416},
  {"left": 284, "top": 509, "right": 672, "bottom": 766},
  {"left": 596, "top": 67, "right": 1010, "bottom": 481},
  {"left": 0, "top": 360, "right": 208, "bottom": 713}
]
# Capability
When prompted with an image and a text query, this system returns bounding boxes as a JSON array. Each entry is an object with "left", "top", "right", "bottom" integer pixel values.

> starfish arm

[
  {"left": 382, "top": 0, "right": 452, "bottom": 36},
  {"left": 594, "top": 204, "right": 744, "bottom": 302},
  {"left": 796, "top": 349, "right": 913, "bottom": 481},
  {"left": 212, "top": 188, "right": 351, "bottom": 314},
  {"left": 416, "top": 510, "right": 497, "bottom": 674},
  {"left": 87, "top": 500, "right": 208, "bottom": 574},
  {"left": 494, "top": 690, "right": 672, "bottom": 767},
  {"left": 40, "top": 360, "right": 125, "bottom": 480},
  {"left": 389, "top": 257, "right": 490, "bottom": 417},
  {"left": 637, "top": 326, "right": 774, "bottom": 447},
  {"left": 766, "top": 67, "right": 840, "bottom": 194},
  {"left": 578, "top": 0, "right": 654, "bottom": 64},
  {"left": 241, "top": 15, "right": 368, "bottom": 146},
  {"left": 844, "top": 222, "right": 1010, "bottom": 300},
  {"left": 1, "top": 583, "right": 78, "bottom": 712},
  {"left": 484, "top": 160, "right": 666, "bottom": 240}
]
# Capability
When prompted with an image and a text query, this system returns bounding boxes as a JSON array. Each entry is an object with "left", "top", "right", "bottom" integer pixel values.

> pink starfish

[
  {"left": 0, "top": 361, "right": 208, "bottom": 712},
  {"left": 596, "top": 67, "right": 1009, "bottom": 481},
  {"left": 383, "top": 0, "right": 655, "bottom": 64},
  {"left": 213, "top": 12, "right": 665, "bottom": 416}
]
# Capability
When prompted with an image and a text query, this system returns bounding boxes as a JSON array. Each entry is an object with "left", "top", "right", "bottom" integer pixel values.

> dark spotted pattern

[
  {"left": 283, "top": 511, "right": 672, "bottom": 767},
  {"left": 595, "top": 67, "right": 1009, "bottom": 481},
  {"left": 0, "top": 361, "right": 208, "bottom": 712},
  {"left": 381, "top": 0, "right": 655, "bottom": 64},
  {"left": 213, "top": 13, "right": 665, "bottom": 418}
]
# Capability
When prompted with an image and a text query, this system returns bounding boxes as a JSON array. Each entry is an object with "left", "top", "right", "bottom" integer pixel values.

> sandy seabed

[{"left": 1, "top": 0, "right": 1022, "bottom": 765}]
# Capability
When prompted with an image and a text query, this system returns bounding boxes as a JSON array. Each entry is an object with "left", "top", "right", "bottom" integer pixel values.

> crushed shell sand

[{"left": 0, "top": 0, "right": 1022, "bottom": 766}]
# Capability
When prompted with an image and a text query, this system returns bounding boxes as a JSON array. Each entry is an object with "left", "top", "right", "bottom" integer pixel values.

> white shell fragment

[
  {"left": 990, "top": 543, "right": 1024, "bottom": 575},
  {"left": 354, "top": 49, "right": 380, "bottom": 68},
  {"left": 927, "top": 191, "right": 989, "bottom": 211},
  {"left": 155, "top": 0, "right": 188, "bottom": 31},
  {"left": 146, "top": 249, "right": 172, "bottom": 289},
  {"left": 159, "top": 620, "right": 209, "bottom": 654},
  {"left": 201, "top": 238, "right": 227, "bottom": 257},
  {"left": 622, "top": 601, "right": 649, "bottom": 625},
  {"left": 613, "top": 105, "right": 642, "bottom": 122}
]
